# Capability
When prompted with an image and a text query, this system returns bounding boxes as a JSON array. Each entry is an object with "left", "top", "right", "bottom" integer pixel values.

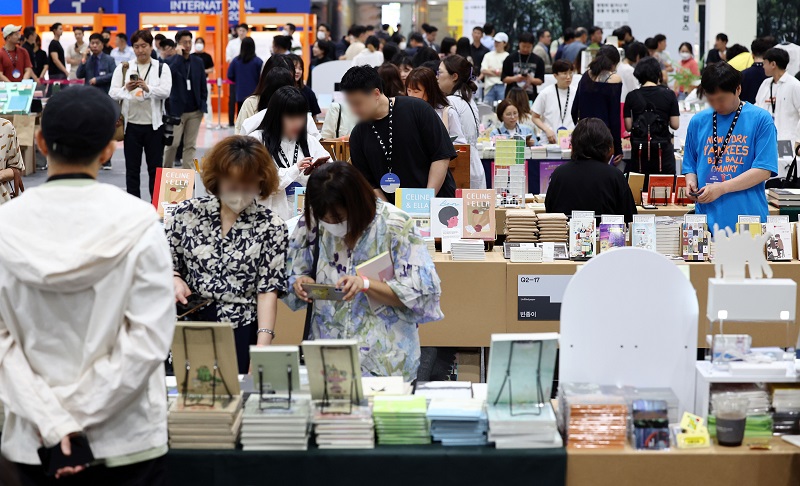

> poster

[
  {"left": 462, "top": 0, "right": 487, "bottom": 39},
  {"left": 593, "top": 1, "right": 630, "bottom": 38}
]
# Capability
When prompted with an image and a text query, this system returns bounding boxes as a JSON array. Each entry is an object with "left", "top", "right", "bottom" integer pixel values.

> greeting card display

[
  {"left": 631, "top": 214, "right": 657, "bottom": 251},
  {"left": 647, "top": 175, "right": 674, "bottom": 206},
  {"left": 766, "top": 215, "right": 792, "bottom": 261},
  {"left": 681, "top": 214, "right": 710, "bottom": 261},
  {"left": 569, "top": 211, "right": 596, "bottom": 260}
]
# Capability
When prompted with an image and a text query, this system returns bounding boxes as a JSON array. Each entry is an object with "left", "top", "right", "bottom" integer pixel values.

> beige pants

[{"left": 163, "top": 110, "right": 203, "bottom": 168}]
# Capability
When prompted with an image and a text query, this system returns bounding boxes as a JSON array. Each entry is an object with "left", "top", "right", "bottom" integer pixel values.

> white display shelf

[{"left": 694, "top": 360, "right": 800, "bottom": 418}]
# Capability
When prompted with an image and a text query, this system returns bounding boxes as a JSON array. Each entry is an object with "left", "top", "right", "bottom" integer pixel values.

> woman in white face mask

[
  {"left": 251, "top": 86, "right": 331, "bottom": 221},
  {"left": 676, "top": 42, "right": 700, "bottom": 97},
  {"left": 168, "top": 136, "right": 287, "bottom": 374},
  {"left": 285, "top": 162, "right": 444, "bottom": 381}
]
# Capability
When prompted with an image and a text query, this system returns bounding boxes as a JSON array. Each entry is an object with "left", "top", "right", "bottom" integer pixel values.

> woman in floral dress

[
  {"left": 286, "top": 162, "right": 444, "bottom": 381},
  {"left": 169, "top": 136, "right": 288, "bottom": 373}
]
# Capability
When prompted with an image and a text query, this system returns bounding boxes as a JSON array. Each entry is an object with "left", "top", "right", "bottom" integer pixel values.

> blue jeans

[{"left": 483, "top": 84, "right": 505, "bottom": 106}]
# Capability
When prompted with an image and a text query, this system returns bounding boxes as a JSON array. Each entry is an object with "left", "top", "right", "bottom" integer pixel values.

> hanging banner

[
  {"left": 594, "top": 1, "right": 630, "bottom": 39},
  {"left": 462, "top": 0, "right": 486, "bottom": 40}
]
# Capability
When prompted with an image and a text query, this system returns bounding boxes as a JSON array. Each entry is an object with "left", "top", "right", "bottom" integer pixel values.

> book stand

[
  {"left": 256, "top": 364, "right": 293, "bottom": 411},
  {"left": 319, "top": 345, "right": 357, "bottom": 415},
  {"left": 180, "top": 327, "right": 234, "bottom": 408},
  {"left": 491, "top": 340, "right": 546, "bottom": 416}
]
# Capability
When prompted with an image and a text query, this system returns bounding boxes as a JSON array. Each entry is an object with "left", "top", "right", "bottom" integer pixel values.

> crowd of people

[{"left": 0, "top": 16, "right": 793, "bottom": 485}]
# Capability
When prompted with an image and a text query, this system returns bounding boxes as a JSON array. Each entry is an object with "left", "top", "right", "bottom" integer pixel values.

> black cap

[{"left": 41, "top": 85, "right": 120, "bottom": 160}]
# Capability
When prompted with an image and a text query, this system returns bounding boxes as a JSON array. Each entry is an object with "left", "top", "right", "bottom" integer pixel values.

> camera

[{"left": 162, "top": 115, "right": 182, "bottom": 146}]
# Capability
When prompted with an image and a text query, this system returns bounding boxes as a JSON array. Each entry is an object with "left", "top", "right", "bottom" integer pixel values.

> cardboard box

[{"left": 456, "top": 349, "right": 480, "bottom": 382}]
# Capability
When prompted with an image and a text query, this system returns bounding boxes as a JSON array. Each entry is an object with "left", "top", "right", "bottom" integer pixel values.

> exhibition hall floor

[{"left": 25, "top": 125, "right": 234, "bottom": 195}]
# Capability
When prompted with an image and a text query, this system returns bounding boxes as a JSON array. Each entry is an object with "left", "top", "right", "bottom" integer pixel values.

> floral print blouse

[
  {"left": 285, "top": 200, "right": 444, "bottom": 381},
  {"left": 168, "top": 196, "right": 288, "bottom": 328}
]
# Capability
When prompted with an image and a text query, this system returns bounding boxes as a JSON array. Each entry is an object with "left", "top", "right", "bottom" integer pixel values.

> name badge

[
  {"left": 705, "top": 172, "right": 724, "bottom": 184},
  {"left": 186, "top": 79, "right": 192, "bottom": 91},
  {"left": 12, "top": 69, "right": 20, "bottom": 79},
  {"left": 380, "top": 172, "right": 400, "bottom": 194},
  {"left": 99, "top": 71, "right": 107, "bottom": 75}
]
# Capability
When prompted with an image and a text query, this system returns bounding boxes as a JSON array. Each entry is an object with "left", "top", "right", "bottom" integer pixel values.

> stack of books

[
  {"left": 545, "top": 144, "right": 562, "bottom": 159},
  {"left": 450, "top": 239, "right": 486, "bottom": 261},
  {"left": 372, "top": 395, "right": 431, "bottom": 445},
  {"left": 768, "top": 188, "right": 800, "bottom": 209},
  {"left": 535, "top": 213, "right": 569, "bottom": 243},
  {"left": 530, "top": 146, "right": 547, "bottom": 159},
  {"left": 558, "top": 383, "right": 628, "bottom": 449},
  {"left": 655, "top": 216, "right": 681, "bottom": 256},
  {"left": 771, "top": 386, "right": 800, "bottom": 435},
  {"left": 487, "top": 404, "right": 562, "bottom": 449},
  {"left": 427, "top": 398, "right": 488, "bottom": 446},
  {"left": 240, "top": 395, "right": 311, "bottom": 451},
  {"left": 312, "top": 404, "right": 375, "bottom": 449},
  {"left": 168, "top": 395, "right": 244, "bottom": 449},
  {"left": 505, "top": 209, "right": 539, "bottom": 243},
  {"left": 415, "top": 381, "right": 474, "bottom": 400}
]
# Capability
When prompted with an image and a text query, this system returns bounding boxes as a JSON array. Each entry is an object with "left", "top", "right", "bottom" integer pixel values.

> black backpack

[{"left": 630, "top": 90, "right": 671, "bottom": 173}]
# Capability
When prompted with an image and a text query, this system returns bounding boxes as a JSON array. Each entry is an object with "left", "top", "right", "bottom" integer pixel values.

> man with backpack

[{"left": 623, "top": 57, "right": 680, "bottom": 176}]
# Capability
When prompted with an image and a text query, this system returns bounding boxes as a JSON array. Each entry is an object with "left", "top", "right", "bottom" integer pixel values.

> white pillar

[{"left": 704, "top": 0, "right": 757, "bottom": 52}]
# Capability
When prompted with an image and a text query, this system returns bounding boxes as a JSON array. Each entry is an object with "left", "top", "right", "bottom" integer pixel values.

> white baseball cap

[
  {"left": 494, "top": 32, "right": 509, "bottom": 43},
  {"left": 3, "top": 24, "right": 21, "bottom": 39}
]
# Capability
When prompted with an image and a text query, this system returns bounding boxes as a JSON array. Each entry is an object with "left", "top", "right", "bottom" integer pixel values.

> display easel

[
  {"left": 491, "top": 340, "right": 547, "bottom": 416},
  {"left": 319, "top": 345, "right": 357, "bottom": 415},
  {"left": 239, "top": 13, "right": 316, "bottom": 83},
  {"left": 256, "top": 364, "right": 293, "bottom": 410},
  {"left": 179, "top": 326, "right": 235, "bottom": 407}
]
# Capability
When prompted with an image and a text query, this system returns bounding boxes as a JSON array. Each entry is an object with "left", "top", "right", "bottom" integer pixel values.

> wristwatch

[{"left": 361, "top": 276, "right": 370, "bottom": 293}]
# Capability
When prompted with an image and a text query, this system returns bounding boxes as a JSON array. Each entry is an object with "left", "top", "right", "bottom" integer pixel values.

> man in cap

[
  {"left": 0, "top": 25, "right": 33, "bottom": 82},
  {"left": 0, "top": 85, "right": 175, "bottom": 484}
]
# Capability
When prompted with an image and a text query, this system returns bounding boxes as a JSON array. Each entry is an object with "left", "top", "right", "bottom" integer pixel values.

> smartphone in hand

[{"left": 303, "top": 156, "right": 331, "bottom": 175}]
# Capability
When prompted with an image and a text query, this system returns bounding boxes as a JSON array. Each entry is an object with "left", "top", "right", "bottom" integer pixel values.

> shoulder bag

[
  {"left": 113, "top": 62, "right": 129, "bottom": 142},
  {"left": 768, "top": 144, "right": 800, "bottom": 189}
]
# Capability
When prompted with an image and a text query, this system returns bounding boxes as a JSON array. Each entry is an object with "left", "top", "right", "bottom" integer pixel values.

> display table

[
  {"left": 275, "top": 253, "right": 800, "bottom": 349},
  {"left": 166, "top": 444, "right": 567, "bottom": 486},
  {"left": 566, "top": 438, "right": 800, "bottom": 486}
]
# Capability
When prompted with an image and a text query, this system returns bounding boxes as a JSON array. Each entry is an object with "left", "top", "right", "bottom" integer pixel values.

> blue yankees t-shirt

[{"left": 682, "top": 102, "right": 778, "bottom": 231}]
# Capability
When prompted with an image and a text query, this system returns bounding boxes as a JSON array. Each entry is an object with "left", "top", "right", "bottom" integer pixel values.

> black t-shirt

[
  {"left": 545, "top": 159, "right": 637, "bottom": 222},
  {"left": 624, "top": 85, "right": 680, "bottom": 174},
  {"left": 741, "top": 63, "right": 766, "bottom": 104},
  {"left": 32, "top": 49, "right": 48, "bottom": 77},
  {"left": 192, "top": 52, "right": 214, "bottom": 70},
  {"left": 350, "top": 96, "right": 458, "bottom": 204},
  {"left": 470, "top": 43, "right": 490, "bottom": 73},
  {"left": 501, "top": 51, "right": 545, "bottom": 99},
  {"left": 47, "top": 40, "right": 65, "bottom": 75},
  {"left": 301, "top": 84, "right": 321, "bottom": 117},
  {"left": 623, "top": 86, "right": 680, "bottom": 139}
]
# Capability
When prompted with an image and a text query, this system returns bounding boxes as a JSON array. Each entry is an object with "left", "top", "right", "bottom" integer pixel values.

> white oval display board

[{"left": 559, "top": 247, "right": 699, "bottom": 414}]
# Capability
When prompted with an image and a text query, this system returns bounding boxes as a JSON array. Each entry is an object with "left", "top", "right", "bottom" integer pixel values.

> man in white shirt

[
  {"left": 481, "top": 23, "right": 496, "bottom": 51},
  {"left": 532, "top": 59, "right": 575, "bottom": 143},
  {"left": 110, "top": 32, "right": 136, "bottom": 64},
  {"left": 0, "top": 85, "right": 174, "bottom": 485},
  {"left": 756, "top": 47, "right": 800, "bottom": 176},
  {"left": 618, "top": 41, "right": 647, "bottom": 102},
  {"left": 480, "top": 32, "right": 509, "bottom": 105},
  {"left": 66, "top": 26, "right": 87, "bottom": 79},
  {"left": 343, "top": 25, "right": 368, "bottom": 60}
]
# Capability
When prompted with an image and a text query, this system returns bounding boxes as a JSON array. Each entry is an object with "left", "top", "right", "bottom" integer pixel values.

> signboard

[
  {"left": 517, "top": 275, "right": 573, "bottom": 321},
  {"left": 462, "top": 0, "right": 486, "bottom": 39},
  {"left": 594, "top": 1, "right": 630, "bottom": 38}
]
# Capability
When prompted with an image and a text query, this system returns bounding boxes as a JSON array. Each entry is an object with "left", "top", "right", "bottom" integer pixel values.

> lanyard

[
  {"left": 136, "top": 62, "right": 152, "bottom": 81},
  {"left": 372, "top": 98, "right": 394, "bottom": 172},
  {"left": 712, "top": 102, "right": 743, "bottom": 167},
  {"left": 555, "top": 86, "right": 570, "bottom": 124},
  {"left": 277, "top": 141, "right": 299, "bottom": 169},
  {"left": 3, "top": 47, "right": 17, "bottom": 68},
  {"left": 769, "top": 82, "right": 777, "bottom": 115}
]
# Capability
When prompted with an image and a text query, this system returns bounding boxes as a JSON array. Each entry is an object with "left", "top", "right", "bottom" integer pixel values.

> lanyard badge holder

[
  {"left": 707, "top": 102, "right": 743, "bottom": 186},
  {"left": 374, "top": 99, "right": 400, "bottom": 193}
]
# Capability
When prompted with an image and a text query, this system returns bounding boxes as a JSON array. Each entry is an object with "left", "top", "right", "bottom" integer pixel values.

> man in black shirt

[
  {"left": 705, "top": 33, "right": 728, "bottom": 67},
  {"left": 470, "top": 26, "right": 489, "bottom": 69},
  {"left": 501, "top": 32, "right": 545, "bottom": 100},
  {"left": 47, "top": 23, "right": 69, "bottom": 80},
  {"left": 20, "top": 26, "right": 35, "bottom": 60},
  {"left": 740, "top": 37, "right": 774, "bottom": 104},
  {"left": 341, "top": 66, "right": 457, "bottom": 205}
]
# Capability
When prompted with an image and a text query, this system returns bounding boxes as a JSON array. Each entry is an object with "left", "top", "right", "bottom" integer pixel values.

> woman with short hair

[{"left": 169, "top": 135, "right": 287, "bottom": 373}]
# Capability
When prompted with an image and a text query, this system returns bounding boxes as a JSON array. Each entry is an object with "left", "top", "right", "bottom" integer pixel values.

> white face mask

[
  {"left": 399, "top": 42, "right": 407, "bottom": 50},
  {"left": 219, "top": 192, "right": 256, "bottom": 214},
  {"left": 317, "top": 31, "right": 326, "bottom": 41},
  {"left": 195, "top": 43, "right": 204, "bottom": 52},
  {"left": 321, "top": 220, "right": 348, "bottom": 238},
  {"left": 679, "top": 51, "right": 692, "bottom": 61}
]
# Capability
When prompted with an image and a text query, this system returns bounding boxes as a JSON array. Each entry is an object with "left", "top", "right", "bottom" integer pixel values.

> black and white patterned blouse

[{"left": 168, "top": 196, "right": 288, "bottom": 328}]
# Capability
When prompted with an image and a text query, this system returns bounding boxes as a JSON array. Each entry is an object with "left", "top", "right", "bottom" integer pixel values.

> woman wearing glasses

[{"left": 532, "top": 59, "right": 576, "bottom": 144}]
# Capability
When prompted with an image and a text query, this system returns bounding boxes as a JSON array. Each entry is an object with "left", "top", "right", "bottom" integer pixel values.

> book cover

[
  {"left": 539, "top": 161, "right": 564, "bottom": 194},
  {"left": 598, "top": 223, "right": 626, "bottom": 252},
  {"left": 457, "top": 189, "right": 496, "bottom": 240},
  {"left": 681, "top": 223, "right": 710, "bottom": 261},
  {"left": 557, "top": 129, "right": 573, "bottom": 150},
  {"left": 631, "top": 220, "right": 656, "bottom": 251},
  {"left": 486, "top": 333, "right": 559, "bottom": 405},
  {"left": 153, "top": 168, "right": 195, "bottom": 218},
  {"left": 674, "top": 175, "right": 691, "bottom": 205},
  {"left": 569, "top": 217, "right": 596, "bottom": 259},
  {"left": 294, "top": 187, "right": 306, "bottom": 217},
  {"left": 766, "top": 222, "right": 792, "bottom": 261},
  {"left": 735, "top": 222, "right": 763, "bottom": 237},
  {"left": 431, "top": 198, "right": 463, "bottom": 238},
  {"left": 301, "top": 339, "right": 363, "bottom": 404},
  {"left": 647, "top": 175, "right": 674, "bottom": 205},
  {"left": 171, "top": 321, "right": 241, "bottom": 399},
  {"left": 249, "top": 346, "right": 301, "bottom": 394},
  {"left": 768, "top": 188, "right": 800, "bottom": 200},
  {"left": 394, "top": 188, "right": 434, "bottom": 217},
  {"left": 356, "top": 252, "right": 395, "bottom": 312}
]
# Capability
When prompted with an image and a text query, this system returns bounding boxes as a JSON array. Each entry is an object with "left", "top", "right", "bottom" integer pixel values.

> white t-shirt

[
  {"left": 126, "top": 62, "right": 157, "bottom": 125},
  {"left": 226, "top": 37, "right": 242, "bottom": 63},
  {"left": 617, "top": 61, "right": 638, "bottom": 102},
  {"left": 532, "top": 84, "right": 575, "bottom": 133},
  {"left": 352, "top": 49, "right": 384, "bottom": 67},
  {"left": 480, "top": 51, "right": 509, "bottom": 91},
  {"left": 755, "top": 73, "right": 800, "bottom": 150}
]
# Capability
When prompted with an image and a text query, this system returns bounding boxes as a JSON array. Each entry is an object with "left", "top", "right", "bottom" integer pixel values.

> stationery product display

[
  {"left": 302, "top": 340, "right": 364, "bottom": 412},
  {"left": 372, "top": 395, "right": 431, "bottom": 445},
  {"left": 504, "top": 209, "right": 539, "bottom": 243},
  {"left": 395, "top": 188, "right": 434, "bottom": 237},
  {"left": 457, "top": 189, "right": 496, "bottom": 239},
  {"left": 557, "top": 383, "right": 628, "bottom": 449},
  {"left": 681, "top": 214, "right": 710, "bottom": 261},
  {"left": 674, "top": 412, "right": 711, "bottom": 449},
  {"left": 736, "top": 215, "right": 763, "bottom": 238},
  {"left": 152, "top": 168, "right": 195, "bottom": 219},
  {"left": 494, "top": 138, "right": 525, "bottom": 166},
  {"left": 530, "top": 145, "right": 548, "bottom": 160},
  {"left": 486, "top": 333, "right": 562, "bottom": 449},
  {"left": 535, "top": 213, "right": 569, "bottom": 244},
  {"left": 631, "top": 214, "right": 657, "bottom": 251},
  {"left": 427, "top": 398, "right": 488, "bottom": 446},
  {"left": 493, "top": 163, "right": 527, "bottom": 208},
  {"left": 510, "top": 246, "right": 543, "bottom": 263},
  {"left": 557, "top": 129, "right": 573, "bottom": 150},
  {"left": 765, "top": 216, "right": 792, "bottom": 261},
  {"left": 569, "top": 211, "right": 596, "bottom": 260},
  {"left": 240, "top": 394, "right": 311, "bottom": 451},
  {"left": 0, "top": 82, "right": 34, "bottom": 114},
  {"left": 631, "top": 400, "right": 670, "bottom": 450},
  {"left": 647, "top": 174, "right": 674, "bottom": 205},
  {"left": 312, "top": 404, "right": 375, "bottom": 449},
  {"left": 655, "top": 216, "right": 682, "bottom": 256},
  {"left": 431, "top": 197, "right": 463, "bottom": 253},
  {"left": 356, "top": 251, "right": 395, "bottom": 312},
  {"left": 450, "top": 239, "right": 487, "bottom": 261},
  {"left": 598, "top": 216, "right": 625, "bottom": 253}
]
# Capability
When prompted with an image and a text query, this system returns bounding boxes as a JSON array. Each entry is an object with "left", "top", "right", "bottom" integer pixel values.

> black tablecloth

[{"left": 166, "top": 445, "right": 566, "bottom": 486}]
